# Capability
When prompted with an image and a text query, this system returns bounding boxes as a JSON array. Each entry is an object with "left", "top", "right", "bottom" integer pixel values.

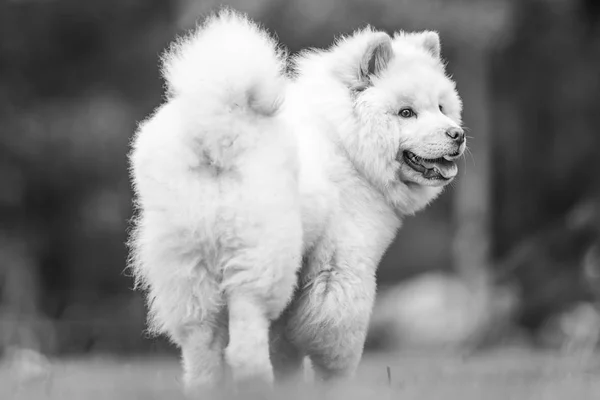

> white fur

[{"left": 128, "top": 8, "right": 464, "bottom": 393}]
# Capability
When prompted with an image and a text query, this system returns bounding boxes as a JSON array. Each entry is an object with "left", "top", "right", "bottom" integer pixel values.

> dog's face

[
  {"left": 382, "top": 46, "right": 464, "bottom": 188},
  {"left": 331, "top": 29, "right": 464, "bottom": 210}
]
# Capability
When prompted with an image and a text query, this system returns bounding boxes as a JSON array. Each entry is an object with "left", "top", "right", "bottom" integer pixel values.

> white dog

[{"left": 128, "top": 8, "right": 465, "bottom": 393}]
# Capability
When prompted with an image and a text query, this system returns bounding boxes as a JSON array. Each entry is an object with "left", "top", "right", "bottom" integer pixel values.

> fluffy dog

[{"left": 128, "top": 8, "right": 465, "bottom": 393}]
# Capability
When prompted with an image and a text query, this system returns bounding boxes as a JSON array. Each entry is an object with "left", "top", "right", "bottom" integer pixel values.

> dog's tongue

[{"left": 421, "top": 159, "right": 456, "bottom": 179}]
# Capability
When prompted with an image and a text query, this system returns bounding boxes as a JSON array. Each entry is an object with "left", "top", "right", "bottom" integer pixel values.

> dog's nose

[{"left": 446, "top": 127, "right": 465, "bottom": 144}]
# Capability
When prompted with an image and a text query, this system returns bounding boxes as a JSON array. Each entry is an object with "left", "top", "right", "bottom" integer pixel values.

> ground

[{"left": 1, "top": 349, "right": 599, "bottom": 400}]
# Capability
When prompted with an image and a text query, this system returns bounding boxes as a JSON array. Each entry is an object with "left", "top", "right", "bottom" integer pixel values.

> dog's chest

[
  {"left": 296, "top": 159, "right": 339, "bottom": 252},
  {"left": 298, "top": 188, "right": 333, "bottom": 251}
]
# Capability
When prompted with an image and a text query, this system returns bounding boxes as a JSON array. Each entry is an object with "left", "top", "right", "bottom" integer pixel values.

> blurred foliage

[
  {"left": 0, "top": 0, "right": 178, "bottom": 354},
  {"left": 491, "top": 0, "right": 600, "bottom": 257},
  {"left": 495, "top": 193, "right": 600, "bottom": 343},
  {"left": 0, "top": 0, "right": 599, "bottom": 355},
  {"left": 488, "top": 0, "right": 600, "bottom": 345}
]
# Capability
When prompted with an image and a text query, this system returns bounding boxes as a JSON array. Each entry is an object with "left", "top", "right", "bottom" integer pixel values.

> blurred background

[{"left": 1, "top": 0, "right": 600, "bottom": 374}]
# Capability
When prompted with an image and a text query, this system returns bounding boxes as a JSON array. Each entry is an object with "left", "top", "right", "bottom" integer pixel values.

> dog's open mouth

[{"left": 402, "top": 151, "right": 458, "bottom": 180}]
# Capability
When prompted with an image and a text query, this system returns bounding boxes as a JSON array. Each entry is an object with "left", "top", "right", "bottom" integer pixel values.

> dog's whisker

[{"left": 464, "top": 147, "right": 476, "bottom": 168}]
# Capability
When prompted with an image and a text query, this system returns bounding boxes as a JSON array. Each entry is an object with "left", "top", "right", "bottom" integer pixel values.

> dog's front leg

[
  {"left": 285, "top": 245, "right": 378, "bottom": 382},
  {"left": 309, "top": 271, "right": 375, "bottom": 381}
]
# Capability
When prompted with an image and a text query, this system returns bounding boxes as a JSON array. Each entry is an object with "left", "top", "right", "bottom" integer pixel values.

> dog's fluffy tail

[{"left": 162, "top": 9, "right": 286, "bottom": 116}]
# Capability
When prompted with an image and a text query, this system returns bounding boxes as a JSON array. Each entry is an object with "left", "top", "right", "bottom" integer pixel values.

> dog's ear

[
  {"left": 359, "top": 33, "right": 394, "bottom": 83},
  {"left": 332, "top": 30, "right": 393, "bottom": 91},
  {"left": 415, "top": 31, "right": 441, "bottom": 59}
]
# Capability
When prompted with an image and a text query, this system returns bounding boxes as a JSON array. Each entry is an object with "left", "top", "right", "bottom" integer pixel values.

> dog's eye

[
  {"left": 399, "top": 108, "right": 415, "bottom": 118},
  {"left": 439, "top": 105, "right": 444, "bottom": 113}
]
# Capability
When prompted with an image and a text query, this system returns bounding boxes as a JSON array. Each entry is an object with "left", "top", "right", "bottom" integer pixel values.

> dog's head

[{"left": 322, "top": 29, "right": 465, "bottom": 213}]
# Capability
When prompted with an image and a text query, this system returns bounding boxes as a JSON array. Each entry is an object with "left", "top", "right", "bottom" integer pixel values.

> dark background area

[{"left": 1, "top": 0, "right": 599, "bottom": 358}]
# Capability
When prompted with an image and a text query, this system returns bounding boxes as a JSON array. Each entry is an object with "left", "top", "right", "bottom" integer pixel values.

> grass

[{"left": 1, "top": 348, "right": 600, "bottom": 399}]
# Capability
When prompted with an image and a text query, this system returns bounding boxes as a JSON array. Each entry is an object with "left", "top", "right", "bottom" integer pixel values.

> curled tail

[{"left": 162, "top": 8, "right": 287, "bottom": 116}]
